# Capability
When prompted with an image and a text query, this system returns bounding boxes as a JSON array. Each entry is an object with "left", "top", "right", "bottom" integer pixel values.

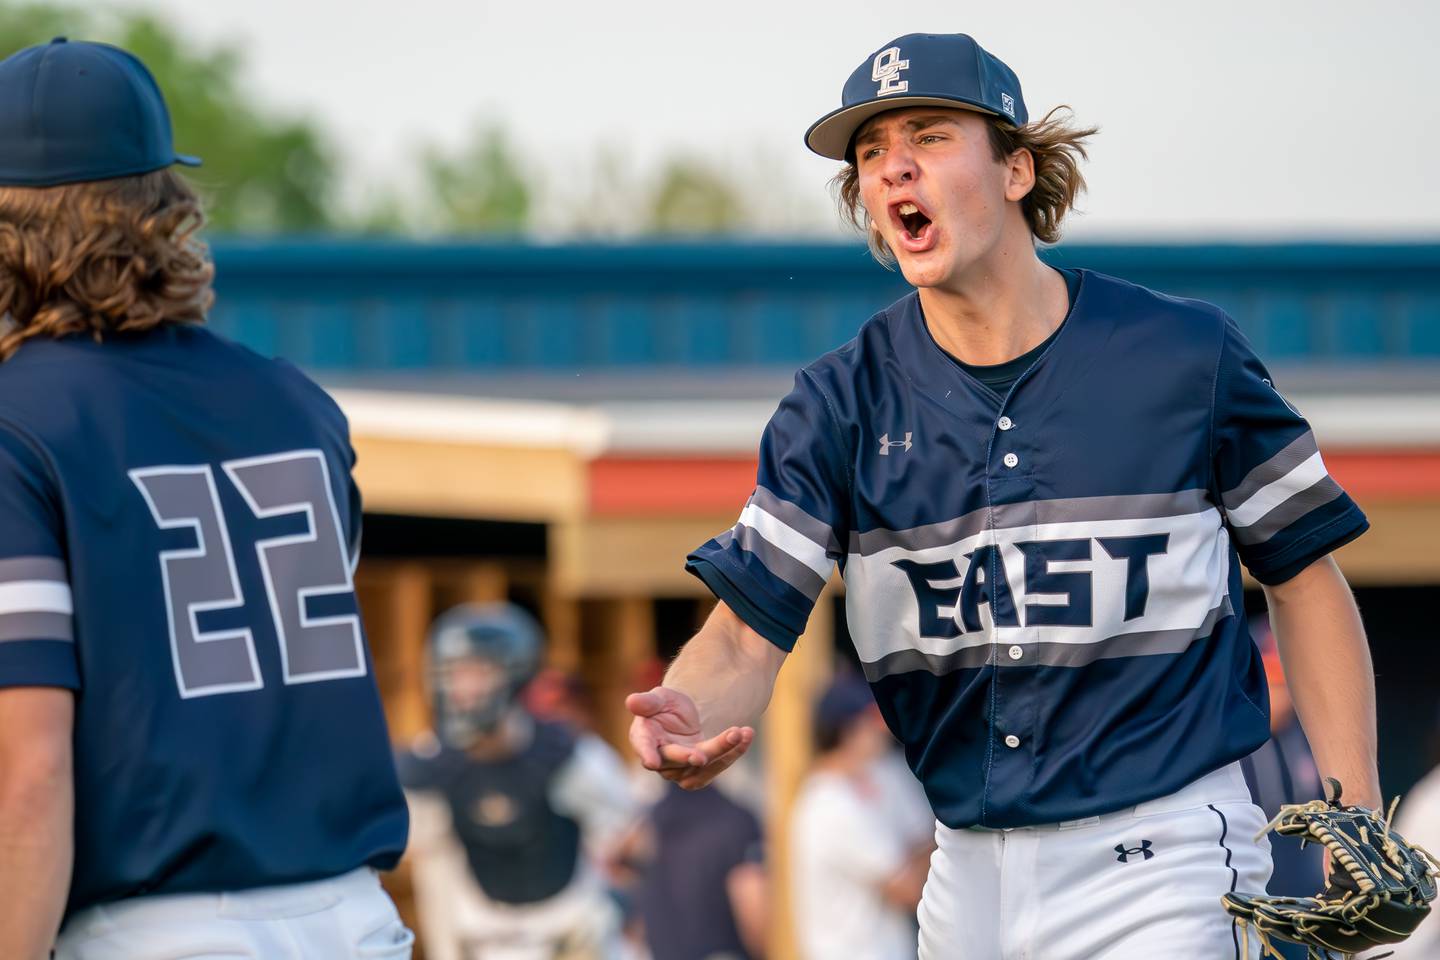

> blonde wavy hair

[
  {"left": 832, "top": 106, "right": 1099, "bottom": 265},
  {"left": 0, "top": 170, "right": 214, "bottom": 361}
]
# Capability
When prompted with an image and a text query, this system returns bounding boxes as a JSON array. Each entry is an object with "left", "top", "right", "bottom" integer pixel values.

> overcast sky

[{"left": 107, "top": 0, "right": 1437, "bottom": 238}]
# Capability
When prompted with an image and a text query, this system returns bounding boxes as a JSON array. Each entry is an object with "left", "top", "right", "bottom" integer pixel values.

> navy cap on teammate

[
  {"left": 815, "top": 674, "right": 876, "bottom": 738},
  {"left": 805, "top": 33, "right": 1028, "bottom": 161},
  {"left": 0, "top": 37, "right": 200, "bottom": 187}
]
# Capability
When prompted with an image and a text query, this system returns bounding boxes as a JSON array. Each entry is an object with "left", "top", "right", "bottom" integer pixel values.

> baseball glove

[{"left": 1221, "top": 778, "right": 1439, "bottom": 959}]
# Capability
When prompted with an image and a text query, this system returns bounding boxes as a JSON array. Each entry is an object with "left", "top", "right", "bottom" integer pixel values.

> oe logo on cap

[{"left": 872, "top": 47, "right": 910, "bottom": 96}]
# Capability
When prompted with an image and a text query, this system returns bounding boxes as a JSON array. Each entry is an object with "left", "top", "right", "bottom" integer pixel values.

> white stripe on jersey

[
  {"left": 844, "top": 507, "right": 1230, "bottom": 666},
  {"left": 1225, "top": 451, "right": 1329, "bottom": 529},
  {"left": 737, "top": 502, "right": 835, "bottom": 580},
  {"left": 0, "top": 580, "right": 74, "bottom": 616}
]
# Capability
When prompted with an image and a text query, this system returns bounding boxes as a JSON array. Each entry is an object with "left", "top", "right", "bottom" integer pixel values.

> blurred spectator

[
  {"left": 1240, "top": 615, "right": 1325, "bottom": 960},
  {"left": 1385, "top": 708, "right": 1440, "bottom": 959},
  {"left": 633, "top": 780, "right": 768, "bottom": 960},
  {"left": 397, "top": 604, "right": 638, "bottom": 960},
  {"left": 790, "top": 674, "right": 935, "bottom": 960}
]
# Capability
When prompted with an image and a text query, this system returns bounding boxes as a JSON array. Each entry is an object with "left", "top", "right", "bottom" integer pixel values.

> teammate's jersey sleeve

[
  {"left": 1212, "top": 318, "right": 1368, "bottom": 584},
  {"left": 686, "top": 371, "right": 851, "bottom": 651},
  {"left": 0, "top": 426, "right": 78, "bottom": 690},
  {"left": 344, "top": 448, "right": 363, "bottom": 573},
  {"left": 549, "top": 733, "right": 638, "bottom": 854}
]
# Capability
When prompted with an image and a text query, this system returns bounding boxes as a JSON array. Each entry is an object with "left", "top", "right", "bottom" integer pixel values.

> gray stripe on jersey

[
  {"left": 0, "top": 556, "right": 67, "bottom": 584},
  {"left": 1229, "top": 475, "right": 1345, "bottom": 548},
  {"left": 849, "top": 489, "right": 1213, "bottom": 557},
  {"left": 717, "top": 525, "right": 828, "bottom": 601},
  {"left": 1220, "top": 433, "right": 1319, "bottom": 513},
  {"left": 0, "top": 610, "right": 73, "bottom": 644},
  {"left": 860, "top": 596, "right": 1234, "bottom": 680},
  {"left": 750, "top": 486, "right": 841, "bottom": 555}
]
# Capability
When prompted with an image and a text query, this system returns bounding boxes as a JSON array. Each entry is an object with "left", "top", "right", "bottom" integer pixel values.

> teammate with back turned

[
  {"left": 0, "top": 39, "right": 411, "bottom": 959},
  {"left": 625, "top": 32, "right": 1399, "bottom": 958}
]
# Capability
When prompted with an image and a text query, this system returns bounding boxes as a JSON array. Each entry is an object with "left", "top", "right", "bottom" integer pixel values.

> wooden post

[
  {"left": 583, "top": 596, "right": 658, "bottom": 754},
  {"left": 539, "top": 590, "right": 583, "bottom": 674},
  {"left": 764, "top": 590, "right": 836, "bottom": 960},
  {"left": 356, "top": 560, "right": 436, "bottom": 744},
  {"left": 355, "top": 560, "right": 435, "bottom": 959},
  {"left": 457, "top": 561, "right": 509, "bottom": 604}
]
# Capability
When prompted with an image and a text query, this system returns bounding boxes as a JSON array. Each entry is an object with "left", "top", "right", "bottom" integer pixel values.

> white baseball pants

[
  {"left": 54, "top": 867, "right": 413, "bottom": 960},
  {"left": 918, "top": 762, "right": 1273, "bottom": 959}
]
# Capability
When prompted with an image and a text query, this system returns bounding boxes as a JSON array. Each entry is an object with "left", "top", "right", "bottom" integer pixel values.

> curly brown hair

[
  {"left": 0, "top": 169, "right": 214, "bottom": 361},
  {"left": 832, "top": 106, "right": 1099, "bottom": 265}
]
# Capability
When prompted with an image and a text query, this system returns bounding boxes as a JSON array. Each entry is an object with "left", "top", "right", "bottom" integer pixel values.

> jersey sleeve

[
  {"left": 1211, "top": 319, "right": 1368, "bottom": 584},
  {"left": 345, "top": 444, "right": 363, "bottom": 575},
  {"left": 686, "top": 370, "right": 851, "bottom": 651},
  {"left": 0, "top": 426, "right": 78, "bottom": 689},
  {"left": 549, "top": 733, "right": 639, "bottom": 853}
]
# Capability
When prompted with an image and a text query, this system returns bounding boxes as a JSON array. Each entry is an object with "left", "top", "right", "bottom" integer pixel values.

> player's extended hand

[{"left": 625, "top": 686, "right": 754, "bottom": 790}]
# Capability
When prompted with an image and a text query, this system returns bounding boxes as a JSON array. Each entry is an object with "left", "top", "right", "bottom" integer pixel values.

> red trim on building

[
  {"left": 587, "top": 449, "right": 1440, "bottom": 517},
  {"left": 1326, "top": 450, "right": 1440, "bottom": 501},
  {"left": 589, "top": 457, "right": 759, "bottom": 516}
]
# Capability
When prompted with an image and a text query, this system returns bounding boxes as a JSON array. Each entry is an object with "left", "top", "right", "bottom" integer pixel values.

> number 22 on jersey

[{"left": 129, "top": 448, "right": 365, "bottom": 699}]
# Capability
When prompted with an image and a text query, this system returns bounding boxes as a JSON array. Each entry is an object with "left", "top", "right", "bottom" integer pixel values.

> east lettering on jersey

[{"left": 688, "top": 270, "right": 1368, "bottom": 829}]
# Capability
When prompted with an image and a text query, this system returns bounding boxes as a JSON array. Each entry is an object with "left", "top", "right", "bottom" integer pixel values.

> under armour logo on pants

[{"left": 1115, "top": 840, "right": 1154, "bottom": 862}]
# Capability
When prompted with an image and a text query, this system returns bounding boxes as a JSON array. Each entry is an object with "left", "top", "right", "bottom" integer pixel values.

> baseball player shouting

[
  {"left": 0, "top": 40, "right": 410, "bottom": 958},
  {"left": 626, "top": 33, "right": 1382, "bottom": 958}
]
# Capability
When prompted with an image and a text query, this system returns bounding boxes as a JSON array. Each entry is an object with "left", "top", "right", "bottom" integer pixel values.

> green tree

[
  {"left": 415, "top": 123, "right": 531, "bottom": 234},
  {"left": 0, "top": 2, "right": 338, "bottom": 232},
  {"left": 647, "top": 157, "right": 746, "bottom": 234}
]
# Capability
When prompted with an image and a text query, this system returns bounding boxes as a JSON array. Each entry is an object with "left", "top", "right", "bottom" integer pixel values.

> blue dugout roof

[{"left": 206, "top": 240, "right": 1440, "bottom": 376}]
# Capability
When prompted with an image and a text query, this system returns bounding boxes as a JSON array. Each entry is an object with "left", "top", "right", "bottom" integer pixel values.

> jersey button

[
  {"left": 998, "top": 416, "right": 1014, "bottom": 431},
  {"left": 1004, "top": 734, "right": 1021, "bottom": 749},
  {"left": 1008, "top": 645, "right": 1023, "bottom": 660},
  {"left": 1003, "top": 452, "right": 1019, "bottom": 468}
]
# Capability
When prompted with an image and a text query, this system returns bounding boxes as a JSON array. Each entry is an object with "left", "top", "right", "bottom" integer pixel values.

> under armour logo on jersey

[
  {"left": 872, "top": 47, "right": 910, "bottom": 96},
  {"left": 878, "top": 432, "right": 913, "bottom": 455},
  {"left": 1115, "top": 840, "right": 1154, "bottom": 863}
]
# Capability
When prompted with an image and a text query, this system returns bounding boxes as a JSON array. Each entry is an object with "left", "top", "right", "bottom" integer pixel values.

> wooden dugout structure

[{"left": 340, "top": 384, "right": 1440, "bottom": 958}]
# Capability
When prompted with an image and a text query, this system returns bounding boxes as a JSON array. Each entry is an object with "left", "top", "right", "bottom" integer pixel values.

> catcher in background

[
  {"left": 397, "top": 604, "right": 636, "bottom": 960},
  {"left": 623, "top": 30, "right": 1432, "bottom": 959}
]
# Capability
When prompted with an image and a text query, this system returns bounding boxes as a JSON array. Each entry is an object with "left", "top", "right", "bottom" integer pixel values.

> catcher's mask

[{"left": 427, "top": 603, "right": 543, "bottom": 747}]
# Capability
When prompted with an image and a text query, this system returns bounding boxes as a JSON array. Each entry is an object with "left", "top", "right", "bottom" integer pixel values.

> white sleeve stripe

[
  {"left": 750, "top": 486, "right": 839, "bottom": 553},
  {"left": 1226, "top": 451, "right": 1329, "bottom": 528},
  {"left": 737, "top": 503, "right": 834, "bottom": 579},
  {"left": 0, "top": 580, "right": 73, "bottom": 616},
  {"left": 1220, "top": 432, "right": 1318, "bottom": 512}
]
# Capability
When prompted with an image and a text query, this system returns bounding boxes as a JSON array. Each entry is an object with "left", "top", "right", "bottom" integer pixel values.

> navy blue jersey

[
  {"left": 689, "top": 270, "right": 1368, "bottom": 830},
  {"left": 0, "top": 326, "right": 408, "bottom": 916}
]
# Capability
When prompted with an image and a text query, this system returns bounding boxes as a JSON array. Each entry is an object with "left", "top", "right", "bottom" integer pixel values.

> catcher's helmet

[{"left": 427, "top": 603, "right": 543, "bottom": 747}]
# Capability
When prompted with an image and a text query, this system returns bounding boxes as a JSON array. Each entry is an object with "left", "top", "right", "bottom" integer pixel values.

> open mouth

[
  {"left": 896, "top": 201, "right": 932, "bottom": 240},
  {"left": 889, "top": 199, "right": 937, "bottom": 252}
]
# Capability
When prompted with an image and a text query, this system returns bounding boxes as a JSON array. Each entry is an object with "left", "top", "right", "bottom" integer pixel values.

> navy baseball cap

[
  {"left": 815, "top": 673, "right": 877, "bottom": 738},
  {"left": 0, "top": 37, "right": 200, "bottom": 187},
  {"left": 806, "top": 33, "right": 1028, "bottom": 161}
]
